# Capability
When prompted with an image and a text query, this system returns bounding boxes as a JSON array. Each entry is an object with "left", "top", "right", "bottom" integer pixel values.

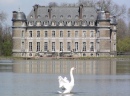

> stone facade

[{"left": 12, "top": 4, "right": 117, "bottom": 58}]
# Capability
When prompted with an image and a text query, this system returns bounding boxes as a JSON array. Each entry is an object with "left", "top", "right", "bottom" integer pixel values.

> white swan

[{"left": 58, "top": 67, "right": 75, "bottom": 94}]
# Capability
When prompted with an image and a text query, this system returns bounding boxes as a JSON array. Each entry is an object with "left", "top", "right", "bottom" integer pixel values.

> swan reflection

[{"left": 59, "top": 93, "right": 74, "bottom": 96}]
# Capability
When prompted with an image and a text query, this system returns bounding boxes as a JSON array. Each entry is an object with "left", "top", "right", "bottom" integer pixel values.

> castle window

[
  {"left": 97, "top": 30, "right": 100, "bottom": 38},
  {"left": 60, "top": 42, "right": 63, "bottom": 51},
  {"left": 60, "top": 31, "right": 63, "bottom": 37},
  {"left": 37, "top": 31, "right": 40, "bottom": 37},
  {"left": 52, "top": 42, "right": 55, "bottom": 51},
  {"left": 21, "top": 30, "right": 24, "bottom": 37},
  {"left": 83, "top": 31, "right": 86, "bottom": 37},
  {"left": 21, "top": 42, "right": 25, "bottom": 51},
  {"left": 67, "top": 42, "right": 71, "bottom": 51},
  {"left": 90, "top": 31, "right": 94, "bottom": 37},
  {"left": 29, "top": 42, "right": 32, "bottom": 51},
  {"left": 52, "top": 31, "right": 55, "bottom": 37},
  {"left": 44, "top": 42, "right": 48, "bottom": 51},
  {"left": 75, "top": 31, "right": 78, "bottom": 37},
  {"left": 29, "top": 31, "right": 32, "bottom": 37},
  {"left": 90, "top": 42, "right": 94, "bottom": 51},
  {"left": 37, "top": 42, "right": 40, "bottom": 51},
  {"left": 75, "top": 42, "right": 78, "bottom": 52},
  {"left": 68, "top": 31, "right": 71, "bottom": 37},
  {"left": 83, "top": 42, "right": 86, "bottom": 51},
  {"left": 45, "top": 31, "right": 48, "bottom": 37}
]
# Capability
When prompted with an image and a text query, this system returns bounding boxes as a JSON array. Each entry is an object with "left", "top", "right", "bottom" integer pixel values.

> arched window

[
  {"left": 68, "top": 15, "right": 71, "bottom": 19},
  {"left": 60, "top": 15, "right": 63, "bottom": 19},
  {"left": 37, "top": 15, "right": 41, "bottom": 18},
  {"left": 75, "top": 15, "right": 78, "bottom": 19},
  {"left": 45, "top": 15, "right": 48, "bottom": 18},
  {"left": 83, "top": 15, "right": 86, "bottom": 19},
  {"left": 52, "top": 15, "right": 56, "bottom": 19}
]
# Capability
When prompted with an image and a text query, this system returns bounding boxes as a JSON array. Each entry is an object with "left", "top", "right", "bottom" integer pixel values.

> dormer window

[
  {"left": 44, "top": 21, "right": 49, "bottom": 26},
  {"left": 68, "top": 15, "right": 71, "bottom": 19},
  {"left": 52, "top": 15, "right": 56, "bottom": 19},
  {"left": 67, "top": 21, "right": 72, "bottom": 26},
  {"left": 45, "top": 15, "right": 48, "bottom": 18},
  {"left": 52, "top": 21, "right": 56, "bottom": 26},
  {"left": 75, "top": 15, "right": 79, "bottom": 19},
  {"left": 60, "top": 15, "right": 63, "bottom": 19},
  {"left": 83, "top": 15, "right": 86, "bottom": 19},
  {"left": 59, "top": 21, "right": 64, "bottom": 26},
  {"left": 82, "top": 21, "right": 87, "bottom": 26},
  {"left": 36, "top": 21, "right": 41, "bottom": 26},
  {"left": 74, "top": 21, "right": 79, "bottom": 26},
  {"left": 89, "top": 21, "right": 94, "bottom": 26},
  {"left": 29, "top": 21, "right": 34, "bottom": 26},
  {"left": 37, "top": 15, "right": 41, "bottom": 18}
]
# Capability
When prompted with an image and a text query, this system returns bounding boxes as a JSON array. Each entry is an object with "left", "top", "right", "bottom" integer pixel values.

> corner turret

[{"left": 12, "top": 11, "right": 26, "bottom": 21}]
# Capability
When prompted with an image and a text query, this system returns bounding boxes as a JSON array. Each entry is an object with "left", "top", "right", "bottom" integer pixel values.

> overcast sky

[{"left": 0, "top": 0, "right": 130, "bottom": 26}]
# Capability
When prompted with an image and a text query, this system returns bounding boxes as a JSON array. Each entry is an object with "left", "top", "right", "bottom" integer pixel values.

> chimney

[
  {"left": 33, "top": 4, "right": 39, "bottom": 19},
  {"left": 105, "top": 11, "right": 110, "bottom": 20},
  {"left": 79, "top": 5, "right": 83, "bottom": 19},
  {"left": 12, "top": 11, "right": 17, "bottom": 20},
  {"left": 48, "top": 7, "right": 52, "bottom": 19}
]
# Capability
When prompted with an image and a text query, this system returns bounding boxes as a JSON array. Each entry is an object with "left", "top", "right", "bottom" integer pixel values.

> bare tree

[
  {"left": 127, "top": 8, "right": 130, "bottom": 36},
  {"left": 128, "top": 8, "right": 130, "bottom": 21},
  {"left": 78, "top": 0, "right": 96, "bottom": 7},
  {"left": 77, "top": 0, "right": 126, "bottom": 18},
  {"left": 49, "top": 2, "right": 58, "bottom": 7},
  {"left": 0, "top": 11, "right": 7, "bottom": 24},
  {"left": 60, "top": 3, "right": 77, "bottom": 7},
  {"left": 117, "top": 18, "right": 128, "bottom": 39},
  {"left": 96, "top": 0, "right": 126, "bottom": 18}
]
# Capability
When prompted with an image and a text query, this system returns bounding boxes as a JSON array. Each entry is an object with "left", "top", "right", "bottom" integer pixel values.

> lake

[{"left": 0, "top": 59, "right": 130, "bottom": 96}]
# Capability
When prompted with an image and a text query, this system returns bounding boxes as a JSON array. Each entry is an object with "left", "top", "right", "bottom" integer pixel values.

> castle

[{"left": 12, "top": 4, "right": 117, "bottom": 58}]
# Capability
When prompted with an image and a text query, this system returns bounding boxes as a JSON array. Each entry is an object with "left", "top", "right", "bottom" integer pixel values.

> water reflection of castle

[{"left": 13, "top": 60, "right": 117, "bottom": 75}]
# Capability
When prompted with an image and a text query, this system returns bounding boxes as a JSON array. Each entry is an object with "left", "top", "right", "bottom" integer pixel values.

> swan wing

[{"left": 58, "top": 76, "right": 69, "bottom": 90}]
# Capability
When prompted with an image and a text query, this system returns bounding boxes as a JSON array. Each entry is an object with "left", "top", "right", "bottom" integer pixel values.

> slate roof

[{"left": 27, "top": 5, "right": 97, "bottom": 24}]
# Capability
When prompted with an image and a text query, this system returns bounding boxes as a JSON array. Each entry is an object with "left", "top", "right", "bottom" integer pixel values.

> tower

[
  {"left": 12, "top": 10, "right": 27, "bottom": 57},
  {"left": 110, "top": 16, "right": 117, "bottom": 56},
  {"left": 96, "top": 10, "right": 111, "bottom": 56}
]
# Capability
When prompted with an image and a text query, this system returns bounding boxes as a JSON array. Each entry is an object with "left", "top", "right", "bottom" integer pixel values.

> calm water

[{"left": 0, "top": 59, "right": 130, "bottom": 96}]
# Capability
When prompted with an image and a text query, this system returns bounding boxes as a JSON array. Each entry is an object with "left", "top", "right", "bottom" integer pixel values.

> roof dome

[
  {"left": 97, "top": 11, "right": 106, "bottom": 20},
  {"left": 12, "top": 11, "right": 26, "bottom": 21},
  {"left": 110, "top": 16, "right": 117, "bottom": 25},
  {"left": 16, "top": 12, "right": 26, "bottom": 21}
]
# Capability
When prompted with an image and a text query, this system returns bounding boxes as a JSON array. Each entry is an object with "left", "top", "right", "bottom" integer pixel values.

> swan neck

[{"left": 70, "top": 69, "right": 74, "bottom": 84}]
